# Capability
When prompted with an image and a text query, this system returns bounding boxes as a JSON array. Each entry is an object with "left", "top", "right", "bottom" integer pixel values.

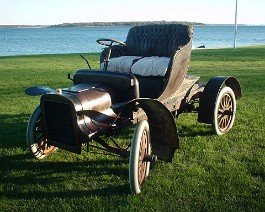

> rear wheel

[
  {"left": 213, "top": 87, "right": 236, "bottom": 135},
  {"left": 129, "top": 120, "right": 151, "bottom": 194},
  {"left": 26, "top": 106, "right": 56, "bottom": 159}
]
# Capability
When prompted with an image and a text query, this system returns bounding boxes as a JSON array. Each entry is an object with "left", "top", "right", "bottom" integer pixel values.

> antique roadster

[{"left": 25, "top": 24, "right": 242, "bottom": 194}]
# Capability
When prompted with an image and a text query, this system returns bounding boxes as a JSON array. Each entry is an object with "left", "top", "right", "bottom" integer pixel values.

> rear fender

[{"left": 198, "top": 76, "right": 242, "bottom": 124}]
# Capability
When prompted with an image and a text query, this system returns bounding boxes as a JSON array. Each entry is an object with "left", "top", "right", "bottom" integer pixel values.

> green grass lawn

[{"left": 0, "top": 47, "right": 264, "bottom": 211}]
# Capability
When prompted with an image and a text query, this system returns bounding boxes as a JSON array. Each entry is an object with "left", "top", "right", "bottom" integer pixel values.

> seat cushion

[
  {"left": 102, "top": 56, "right": 170, "bottom": 77},
  {"left": 101, "top": 56, "right": 142, "bottom": 73},
  {"left": 131, "top": 57, "right": 170, "bottom": 76}
]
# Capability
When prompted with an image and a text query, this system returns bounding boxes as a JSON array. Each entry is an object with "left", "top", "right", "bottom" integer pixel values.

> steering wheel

[
  {"left": 96, "top": 38, "right": 126, "bottom": 70},
  {"left": 96, "top": 38, "right": 125, "bottom": 47}
]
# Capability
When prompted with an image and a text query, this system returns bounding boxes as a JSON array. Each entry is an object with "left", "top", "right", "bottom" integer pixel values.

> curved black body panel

[{"left": 133, "top": 99, "right": 179, "bottom": 162}]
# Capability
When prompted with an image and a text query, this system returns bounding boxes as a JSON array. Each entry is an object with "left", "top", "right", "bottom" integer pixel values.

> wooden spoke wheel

[
  {"left": 213, "top": 87, "right": 237, "bottom": 135},
  {"left": 26, "top": 106, "right": 56, "bottom": 159},
  {"left": 129, "top": 120, "right": 151, "bottom": 194}
]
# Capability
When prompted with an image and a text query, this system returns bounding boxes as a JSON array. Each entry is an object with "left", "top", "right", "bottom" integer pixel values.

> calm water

[{"left": 0, "top": 25, "right": 264, "bottom": 56}]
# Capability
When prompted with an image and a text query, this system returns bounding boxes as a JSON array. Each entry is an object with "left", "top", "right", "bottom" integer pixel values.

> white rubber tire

[
  {"left": 213, "top": 86, "right": 236, "bottom": 135},
  {"left": 129, "top": 120, "right": 151, "bottom": 194}
]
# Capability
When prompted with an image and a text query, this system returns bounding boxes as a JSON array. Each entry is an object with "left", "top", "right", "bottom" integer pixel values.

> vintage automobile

[{"left": 25, "top": 24, "right": 242, "bottom": 194}]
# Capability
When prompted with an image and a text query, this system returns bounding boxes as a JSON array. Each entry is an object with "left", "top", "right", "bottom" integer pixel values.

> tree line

[
  {"left": 50, "top": 21, "right": 204, "bottom": 27},
  {"left": 0, "top": 21, "right": 204, "bottom": 28}
]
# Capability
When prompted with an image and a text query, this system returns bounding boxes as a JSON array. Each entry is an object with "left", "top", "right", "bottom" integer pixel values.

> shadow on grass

[
  {"left": 0, "top": 113, "right": 132, "bottom": 198},
  {"left": 0, "top": 153, "right": 131, "bottom": 199},
  {"left": 0, "top": 185, "right": 130, "bottom": 200},
  {"left": 0, "top": 113, "right": 30, "bottom": 149},
  {"left": 0, "top": 113, "right": 216, "bottom": 200},
  {"left": 178, "top": 124, "right": 214, "bottom": 138}
]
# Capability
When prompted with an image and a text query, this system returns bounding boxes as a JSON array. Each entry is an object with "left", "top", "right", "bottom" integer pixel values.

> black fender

[
  {"left": 113, "top": 98, "right": 179, "bottom": 162},
  {"left": 198, "top": 76, "right": 242, "bottom": 124},
  {"left": 25, "top": 86, "right": 56, "bottom": 96}
]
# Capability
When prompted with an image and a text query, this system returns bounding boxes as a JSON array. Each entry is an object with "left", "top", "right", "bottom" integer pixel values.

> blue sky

[{"left": 0, "top": 0, "right": 264, "bottom": 25}]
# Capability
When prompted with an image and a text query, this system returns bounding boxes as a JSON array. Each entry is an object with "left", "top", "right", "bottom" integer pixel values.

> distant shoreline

[
  {"left": 0, "top": 22, "right": 264, "bottom": 28},
  {"left": 0, "top": 25, "right": 48, "bottom": 28},
  {"left": 1, "top": 21, "right": 204, "bottom": 28}
]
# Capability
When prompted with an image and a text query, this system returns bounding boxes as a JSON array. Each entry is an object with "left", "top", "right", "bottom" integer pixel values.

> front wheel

[
  {"left": 129, "top": 120, "right": 151, "bottom": 194},
  {"left": 213, "top": 86, "right": 237, "bottom": 135},
  {"left": 26, "top": 106, "right": 57, "bottom": 159}
]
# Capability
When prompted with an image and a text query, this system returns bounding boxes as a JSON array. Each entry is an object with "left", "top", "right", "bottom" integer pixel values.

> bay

[{"left": 0, "top": 25, "right": 264, "bottom": 56}]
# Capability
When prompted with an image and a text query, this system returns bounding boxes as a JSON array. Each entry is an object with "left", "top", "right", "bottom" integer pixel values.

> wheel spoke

[
  {"left": 34, "top": 119, "right": 55, "bottom": 155},
  {"left": 138, "top": 130, "right": 148, "bottom": 186}
]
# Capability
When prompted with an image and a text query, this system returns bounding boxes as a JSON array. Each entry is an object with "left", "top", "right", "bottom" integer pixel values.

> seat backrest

[{"left": 125, "top": 24, "right": 192, "bottom": 57}]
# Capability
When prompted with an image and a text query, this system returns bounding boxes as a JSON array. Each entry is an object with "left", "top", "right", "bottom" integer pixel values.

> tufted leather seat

[
  {"left": 125, "top": 24, "right": 192, "bottom": 57},
  {"left": 100, "top": 24, "right": 192, "bottom": 62},
  {"left": 100, "top": 24, "right": 193, "bottom": 99}
]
